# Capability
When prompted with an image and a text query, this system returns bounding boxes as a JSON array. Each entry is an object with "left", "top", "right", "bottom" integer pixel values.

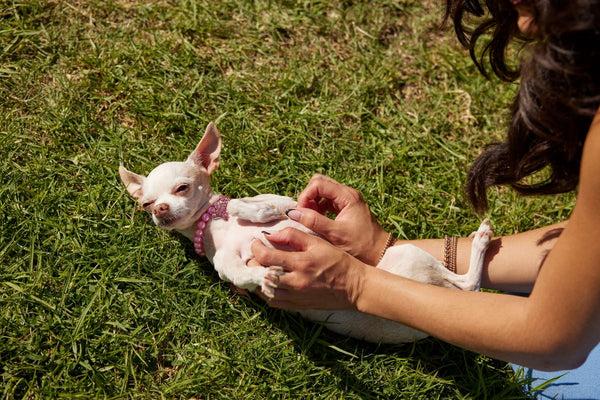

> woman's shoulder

[
  {"left": 575, "top": 108, "right": 600, "bottom": 208},
  {"left": 586, "top": 108, "right": 600, "bottom": 146}
]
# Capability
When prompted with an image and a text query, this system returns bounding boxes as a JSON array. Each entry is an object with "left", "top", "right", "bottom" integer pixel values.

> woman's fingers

[
  {"left": 252, "top": 229, "right": 315, "bottom": 269},
  {"left": 254, "top": 287, "right": 311, "bottom": 310},
  {"left": 297, "top": 175, "right": 340, "bottom": 209},
  {"left": 251, "top": 239, "right": 294, "bottom": 268},
  {"left": 286, "top": 207, "right": 336, "bottom": 239},
  {"left": 263, "top": 227, "right": 313, "bottom": 251},
  {"left": 297, "top": 174, "right": 355, "bottom": 212},
  {"left": 262, "top": 268, "right": 303, "bottom": 290},
  {"left": 246, "top": 258, "right": 263, "bottom": 267},
  {"left": 255, "top": 287, "right": 291, "bottom": 301}
]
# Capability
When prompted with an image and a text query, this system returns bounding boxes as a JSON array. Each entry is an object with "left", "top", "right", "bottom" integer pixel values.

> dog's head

[{"left": 119, "top": 122, "right": 221, "bottom": 231}]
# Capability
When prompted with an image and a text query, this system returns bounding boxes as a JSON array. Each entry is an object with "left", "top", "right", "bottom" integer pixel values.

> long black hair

[{"left": 445, "top": 0, "right": 600, "bottom": 213}]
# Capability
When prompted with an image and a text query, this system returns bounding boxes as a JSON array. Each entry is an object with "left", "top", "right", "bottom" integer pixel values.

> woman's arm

[
  {"left": 357, "top": 187, "right": 599, "bottom": 370},
  {"left": 287, "top": 175, "right": 567, "bottom": 293},
  {"left": 253, "top": 215, "right": 597, "bottom": 370},
  {"left": 254, "top": 113, "right": 600, "bottom": 371},
  {"left": 398, "top": 221, "right": 567, "bottom": 293}
]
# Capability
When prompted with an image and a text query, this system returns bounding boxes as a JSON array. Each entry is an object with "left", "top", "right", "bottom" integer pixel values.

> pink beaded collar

[{"left": 193, "top": 195, "right": 230, "bottom": 256}]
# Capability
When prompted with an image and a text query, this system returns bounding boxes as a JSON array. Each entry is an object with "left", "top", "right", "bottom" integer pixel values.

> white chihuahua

[{"left": 119, "top": 122, "right": 493, "bottom": 343}]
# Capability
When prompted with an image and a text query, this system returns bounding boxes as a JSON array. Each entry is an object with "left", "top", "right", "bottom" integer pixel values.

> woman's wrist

[
  {"left": 352, "top": 263, "right": 381, "bottom": 313},
  {"left": 363, "top": 226, "right": 393, "bottom": 265},
  {"left": 346, "top": 257, "right": 369, "bottom": 309}
]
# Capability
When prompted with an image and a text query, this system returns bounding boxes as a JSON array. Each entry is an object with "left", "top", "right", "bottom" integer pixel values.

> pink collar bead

[{"left": 193, "top": 196, "right": 230, "bottom": 256}]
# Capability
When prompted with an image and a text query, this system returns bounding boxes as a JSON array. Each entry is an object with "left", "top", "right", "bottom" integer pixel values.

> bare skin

[
  {"left": 251, "top": 111, "right": 600, "bottom": 371},
  {"left": 397, "top": 221, "right": 566, "bottom": 293},
  {"left": 513, "top": 0, "right": 537, "bottom": 36}
]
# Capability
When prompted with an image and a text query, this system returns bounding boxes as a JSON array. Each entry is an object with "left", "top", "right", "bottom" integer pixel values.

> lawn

[{"left": 0, "top": 0, "right": 574, "bottom": 398}]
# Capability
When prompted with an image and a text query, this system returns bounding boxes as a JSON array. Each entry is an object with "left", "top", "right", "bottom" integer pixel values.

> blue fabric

[{"left": 512, "top": 344, "right": 600, "bottom": 399}]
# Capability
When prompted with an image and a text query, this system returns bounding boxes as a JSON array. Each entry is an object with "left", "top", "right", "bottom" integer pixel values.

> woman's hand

[
  {"left": 286, "top": 174, "right": 390, "bottom": 265},
  {"left": 251, "top": 227, "right": 368, "bottom": 310}
]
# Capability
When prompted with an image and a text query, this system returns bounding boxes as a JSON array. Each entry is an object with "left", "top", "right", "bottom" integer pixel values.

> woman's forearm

[
  {"left": 393, "top": 221, "right": 567, "bottom": 293},
  {"left": 355, "top": 267, "right": 579, "bottom": 371}
]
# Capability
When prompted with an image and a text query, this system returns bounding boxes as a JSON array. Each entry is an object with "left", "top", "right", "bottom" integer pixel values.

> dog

[{"left": 119, "top": 122, "right": 493, "bottom": 343}]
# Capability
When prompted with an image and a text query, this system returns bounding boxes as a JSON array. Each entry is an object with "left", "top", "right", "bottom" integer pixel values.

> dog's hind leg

[
  {"left": 452, "top": 219, "right": 493, "bottom": 291},
  {"left": 378, "top": 220, "right": 493, "bottom": 292},
  {"left": 228, "top": 194, "right": 297, "bottom": 223}
]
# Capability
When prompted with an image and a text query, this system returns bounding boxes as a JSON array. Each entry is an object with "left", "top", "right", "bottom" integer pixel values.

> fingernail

[
  {"left": 285, "top": 209, "right": 302, "bottom": 221},
  {"left": 261, "top": 230, "right": 271, "bottom": 235}
]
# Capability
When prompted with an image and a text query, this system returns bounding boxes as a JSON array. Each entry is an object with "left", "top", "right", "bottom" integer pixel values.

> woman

[{"left": 251, "top": 0, "right": 600, "bottom": 396}]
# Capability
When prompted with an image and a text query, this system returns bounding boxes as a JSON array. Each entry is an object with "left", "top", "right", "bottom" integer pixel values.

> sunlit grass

[{"left": 0, "top": 1, "right": 572, "bottom": 397}]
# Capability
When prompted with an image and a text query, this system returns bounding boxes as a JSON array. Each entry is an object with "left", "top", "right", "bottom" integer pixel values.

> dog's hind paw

[
  {"left": 471, "top": 219, "right": 493, "bottom": 250},
  {"left": 261, "top": 266, "right": 286, "bottom": 298}
]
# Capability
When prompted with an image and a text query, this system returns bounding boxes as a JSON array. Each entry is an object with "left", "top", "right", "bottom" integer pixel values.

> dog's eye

[
  {"left": 142, "top": 200, "right": 154, "bottom": 209},
  {"left": 175, "top": 184, "right": 189, "bottom": 194}
]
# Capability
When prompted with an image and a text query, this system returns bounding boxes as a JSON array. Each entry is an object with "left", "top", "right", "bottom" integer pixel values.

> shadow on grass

[
  {"left": 178, "top": 237, "right": 529, "bottom": 399},
  {"left": 255, "top": 312, "right": 529, "bottom": 399}
]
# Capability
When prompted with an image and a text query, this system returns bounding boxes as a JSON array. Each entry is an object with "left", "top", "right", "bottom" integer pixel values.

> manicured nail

[
  {"left": 285, "top": 209, "right": 302, "bottom": 221},
  {"left": 261, "top": 230, "right": 271, "bottom": 235}
]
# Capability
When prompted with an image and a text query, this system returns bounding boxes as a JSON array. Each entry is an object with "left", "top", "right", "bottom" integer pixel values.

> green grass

[{"left": 0, "top": 0, "right": 573, "bottom": 398}]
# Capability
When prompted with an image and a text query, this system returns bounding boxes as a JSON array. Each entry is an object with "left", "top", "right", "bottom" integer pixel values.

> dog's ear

[
  {"left": 187, "top": 122, "right": 221, "bottom": 175},
  {"left": 119, "top": 164, "right": 145, "bottom": 201}
]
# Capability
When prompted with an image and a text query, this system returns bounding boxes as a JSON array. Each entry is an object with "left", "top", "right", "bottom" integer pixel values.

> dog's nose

[{"left": 153, "top": 203, "right": 170, "bottom": 217}]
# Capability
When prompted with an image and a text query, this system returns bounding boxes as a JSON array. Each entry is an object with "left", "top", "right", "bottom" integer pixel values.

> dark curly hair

[{"left": 445, "top": 0, "right": 600, "bottom": 213}]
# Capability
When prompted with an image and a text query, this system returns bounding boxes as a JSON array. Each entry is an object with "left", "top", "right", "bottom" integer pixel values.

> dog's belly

[
  {"left": 238, "top": 218, "right": 313, "bottom": 262},
  {"left": 205, "top": 217, "right": 312, "bottom": 262}
]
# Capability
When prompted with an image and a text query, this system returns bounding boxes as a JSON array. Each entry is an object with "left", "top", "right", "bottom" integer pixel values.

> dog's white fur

[{"left": 119, "top": 122, "right": 493, "bottom": 343}]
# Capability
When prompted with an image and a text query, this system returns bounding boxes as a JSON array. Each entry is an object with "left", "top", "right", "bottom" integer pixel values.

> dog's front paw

[
  {"left": 228, "top": 195, "right": 296, "bottom": 223},
  {"left": 261, "top": 266, "right": 286, "bottom": 299}
]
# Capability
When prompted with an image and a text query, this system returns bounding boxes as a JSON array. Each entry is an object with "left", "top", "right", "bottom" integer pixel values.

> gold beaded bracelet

[
  {"left": 377, "top": 233, "right": 396, "bottom": 264},
  {"left": 443, "top": 236, "right": 458, "bottom": 273}
]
